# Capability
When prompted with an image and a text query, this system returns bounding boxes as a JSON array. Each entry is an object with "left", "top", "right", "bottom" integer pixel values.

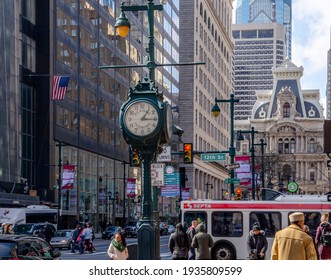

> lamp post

[
  {"left": 56, "top": 141, "right": 64, "bottom": 230},
  {"left": 237, "top": 127, "right": 258, "bottom": 200},
  {"left": 107, "top": 0, "right": 203, "bottom": 260},
  {"left": 114, "top": 1, "right": 166, "bottom": 260},
  {"left": 254, "top": 139, "right": 267, "bottom": 190},
  {"left": 211, "top": 94, "right": 240, "bottom": 197}
]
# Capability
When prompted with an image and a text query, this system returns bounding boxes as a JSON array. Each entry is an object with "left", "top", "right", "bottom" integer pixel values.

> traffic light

[
  {"left": 235, "top": 188, "right": 242, "bottom": 200},
  {"left": 183, "top": 143, "right": 193, "bottom": 163},
  {"left": 130, "top": 147, "right": 141, "bottom": 167}
]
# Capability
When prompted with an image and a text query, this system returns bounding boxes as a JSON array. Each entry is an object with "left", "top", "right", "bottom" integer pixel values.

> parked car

[
  {"left": 50, "top": 229, "right": 74, "bottom": 249},
  {"left": 0, "top": 235, "right": 61, "bottom": 260},
  {"left": 124, "top": 222, "right": 138, "bottom": 237},
  {"left": 13, "top": 223, "right": 56, "bottom": 238},
  {"left": 167, "top": 225, "right": 175, "bottom": 235},
  {"left": 101, "top": 226, "right": 123, "bottom": 240}
]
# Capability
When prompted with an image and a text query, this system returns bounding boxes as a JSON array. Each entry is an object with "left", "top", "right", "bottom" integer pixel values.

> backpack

[{"left": 320, "top": 226, "right": 331, "bottom": 247}]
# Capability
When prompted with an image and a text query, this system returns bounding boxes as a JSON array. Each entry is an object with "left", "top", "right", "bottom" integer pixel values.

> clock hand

[{"left": 141, "top": 108, "right": 151, "bottom": 121}]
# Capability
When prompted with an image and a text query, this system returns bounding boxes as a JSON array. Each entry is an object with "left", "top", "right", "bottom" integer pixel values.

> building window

[
  {"left": 278, "top": 138, "right": 283, "bottom": 153},
  {"left": 283, "top": 102, "right": 290, "bottom": 118},
  {"left": 290, "top": 138, "right": 296, "bottom": 153},
  {"left": 309, "top": 172, "right": 315, "bottom": 181},
  {"left": 308, "top": 138, "right": 317, "bottom": 153}
]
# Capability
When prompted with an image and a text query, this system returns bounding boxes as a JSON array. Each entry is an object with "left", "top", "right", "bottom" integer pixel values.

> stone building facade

[{"left": 236, "top": 60, "right": 329, "bottom": 196}]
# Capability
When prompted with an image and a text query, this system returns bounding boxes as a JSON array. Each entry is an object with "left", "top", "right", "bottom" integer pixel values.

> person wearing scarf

[{"left": 107, "top": 232, "right": 129, "bottom": 260}]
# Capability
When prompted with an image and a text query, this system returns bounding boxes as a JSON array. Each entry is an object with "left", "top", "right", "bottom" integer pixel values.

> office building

[
  {"left": 235, "top": 0, "right": 292, "bottom": 59},
  {"left": 232, "top": 22, "right": 286, "bottom": 121},
  {"left": 179, "top": 0, "right": 234, "bottom": 200},
  {"left": 0, "top": 0, "right": 181, "bottom": 227},
  {"left": 237, "top": 59, "right": 329, "bottom": 196}
]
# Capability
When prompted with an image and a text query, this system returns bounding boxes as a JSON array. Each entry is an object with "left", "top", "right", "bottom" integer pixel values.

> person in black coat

[
  {"left": 168, "top": 223, "right": 190, "bottom": 260},
  {"left": 247, "top": 222, "right": 268, "bottom": 260}
]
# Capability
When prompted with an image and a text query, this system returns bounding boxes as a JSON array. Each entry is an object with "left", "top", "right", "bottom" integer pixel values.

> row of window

[{"left": 184, "top": 211, "right": 328, "bottom": 238}]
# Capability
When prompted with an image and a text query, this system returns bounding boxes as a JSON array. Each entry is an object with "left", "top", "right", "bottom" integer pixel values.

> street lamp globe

[
  {"left": 211, "top": 103, "right": 221, "bottom": 117},
  {"left": 115, "top": 11, "right": 131, "bottom": 38}
]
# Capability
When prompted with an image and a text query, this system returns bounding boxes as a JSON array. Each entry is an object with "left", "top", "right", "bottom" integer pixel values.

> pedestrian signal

[
  {"left": 130, "top": 148, "right": 141, "bottom": 167},
  {"left": 235, "top": 188, "right": 242, "bottom": 200},
  {"left": 183, "top": 143, "right": 193, "bottom": 164}
]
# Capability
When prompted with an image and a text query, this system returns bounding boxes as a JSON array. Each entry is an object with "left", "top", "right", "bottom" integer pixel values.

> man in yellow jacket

[{"left": 271, "top": 212, "right": 317, "bottom": 260}]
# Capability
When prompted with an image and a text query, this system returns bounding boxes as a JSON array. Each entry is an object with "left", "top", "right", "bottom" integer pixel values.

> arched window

[
  {"left": 308, "top": 138, "right": 317, "bottom": 153},
  {"left": 283, "top": 102, "right": 290, "bottom": 117},
  {"left": 290, "top": 138, "right": 296, "bottom": 153},
  {"left": 200, "top": 3, "right": 203, "bottom": 16},
  {"left": 284, "top": 138, "right": 289, "bottom": 153},
  {"left": 283, "top": 165, "right": 292, "bottom": 181},
  {"left": 278, "top": 138, "right": 283, "bottom": 153}
]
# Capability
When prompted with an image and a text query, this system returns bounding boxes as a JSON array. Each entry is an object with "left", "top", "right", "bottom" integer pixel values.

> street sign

[
  {"left": 225, "top": 163, "right": 240, "bottom": 169},
  {"left": 224, "top": 178, "right": 240, "bottom": 184},
  {"left": 201, "top": 153, "right": 226, "bottom": 161}
]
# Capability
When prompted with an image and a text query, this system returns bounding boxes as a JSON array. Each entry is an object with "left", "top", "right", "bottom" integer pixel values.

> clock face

[{"left": 124, "top": 101, "right": 160, "bottom": 137}]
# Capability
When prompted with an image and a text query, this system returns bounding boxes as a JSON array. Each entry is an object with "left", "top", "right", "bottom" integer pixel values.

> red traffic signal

[
  {"left": 183, "top": 143, "right": 193, "bottom": 163},
  {"left": 235, "top": 188, "right": 242, "bottom": 200}
]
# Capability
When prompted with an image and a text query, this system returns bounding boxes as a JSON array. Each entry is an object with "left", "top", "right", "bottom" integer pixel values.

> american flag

[{"left": 51, "top": 76, "right": 70, "bottom": 100}]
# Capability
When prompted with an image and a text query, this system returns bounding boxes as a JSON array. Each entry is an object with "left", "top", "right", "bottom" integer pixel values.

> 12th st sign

[{"left": 201, "top": 153, "right": 226, "bottom": 162}]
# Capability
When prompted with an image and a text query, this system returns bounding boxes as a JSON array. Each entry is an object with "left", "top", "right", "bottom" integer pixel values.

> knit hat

[
  {"left": 320, "top": 213, "right": 329, "bottom": 223},
  {"left": 289, "top": 212, "right": 304, "bottom": 222},
  {"left": 252, "top": 222, "right": 260, "bottom": 230}
]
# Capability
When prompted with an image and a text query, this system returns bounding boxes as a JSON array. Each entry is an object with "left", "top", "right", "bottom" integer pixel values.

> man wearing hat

[
  {"left": 270, "top": 212, "right": 317, "bottom": 260},
  {"left": 247, "top": 222, "right": 268, "bottom": 260}
]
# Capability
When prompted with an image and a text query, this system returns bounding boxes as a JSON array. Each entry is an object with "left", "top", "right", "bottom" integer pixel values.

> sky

[{"left": 232, "top": 0, "right": 331, "bottom": 114}]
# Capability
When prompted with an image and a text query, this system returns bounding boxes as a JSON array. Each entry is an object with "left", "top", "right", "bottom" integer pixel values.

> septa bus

[
  {"left": 181, "top": 195, "right": 331, "bottom": 260},
  {"left": 0, "top": 205, "right": 58, "bottom": 229}
]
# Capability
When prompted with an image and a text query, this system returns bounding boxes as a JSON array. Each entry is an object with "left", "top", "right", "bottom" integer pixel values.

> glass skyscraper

[{"left": 235, "top": 0, "right": 292, "bottom": 59}]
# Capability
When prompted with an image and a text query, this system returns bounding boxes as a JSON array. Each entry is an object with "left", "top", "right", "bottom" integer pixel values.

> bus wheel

[{"left": 213, "top": 244, "right": 235, "bottom": 260}]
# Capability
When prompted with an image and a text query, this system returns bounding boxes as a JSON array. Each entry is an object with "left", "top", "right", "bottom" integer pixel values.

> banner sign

[
  {"left": 62, "top": 164, "right": 75, "bottom": 189},
  {"left": 235, "top": 156, "right": 251, "bottom": 186},
  {"left": 127, "top": 178, "right": 136, "bottom": 197}
]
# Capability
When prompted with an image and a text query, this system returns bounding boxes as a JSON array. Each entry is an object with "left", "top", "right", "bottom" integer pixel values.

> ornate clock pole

[
  {"left": 100, "top": 0, "right": 204, "bottom": 259},
  {"left": 116, "top": 1, "right": 171, "bottom": 260}
]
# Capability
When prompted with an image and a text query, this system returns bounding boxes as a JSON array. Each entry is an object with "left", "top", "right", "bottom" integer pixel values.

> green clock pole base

[{"left": 137, "top": 223, "right": 156, "bottom": 259}]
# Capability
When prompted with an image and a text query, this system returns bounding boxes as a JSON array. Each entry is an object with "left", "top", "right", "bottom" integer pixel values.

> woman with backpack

[{"left": 315, "top": 213, "right": 331, "bottom": 260}]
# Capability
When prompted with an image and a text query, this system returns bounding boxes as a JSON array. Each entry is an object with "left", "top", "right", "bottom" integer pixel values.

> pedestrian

[
  {"left": 247, "top": 222, "right": 268, "bottom": 260},
  {"left": 107, "top": 232, "right": 129, "bottom": 260},
  {"left": 191, "top": 223, "right": 214, "bottom": 260},
  {"left": 2, "top": 223, "right": 14, "bottom": 234},
  {"left": 6, "top": 224, "right": 14, "bottom": 234},
  {"left": 71, "top": 223, "right": 82, "bottom": 253},
  {"left": 43, "top": 224, "right": 53, "bottom": 243},
  {"left": 81, "top": 222, "right": 93, "bottom": 253},
  {"left": 270, "top": 212, "right": 317, "bottom": 260},
  {"left": 314, "top": 213, "right": 331, "bottom": 260},
  {"left": 168, "top": 223, "right": 190, "bottom": 260},
  {"left": 186, "top": 220, "right": 198, "bottom": 260},
  {"left": 38, "top": 227, "right": 47, "bottom": 240}
]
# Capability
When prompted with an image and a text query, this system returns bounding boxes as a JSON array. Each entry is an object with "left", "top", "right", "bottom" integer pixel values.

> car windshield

[
  {"left": 106, "top": 226, "right": 119, "bottom": 231},
  {"left": 54, "top": 231, "right": 71, "bottom": 237},
  {"left": 13, "top": 224, "right": 34, "bottom": 234}
]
